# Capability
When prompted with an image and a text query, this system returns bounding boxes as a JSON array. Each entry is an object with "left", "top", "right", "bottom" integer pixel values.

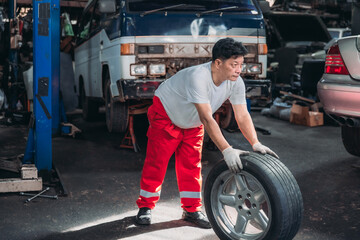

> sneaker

[
  {"left": 135, "top": 207, "right": 151, "bottom": 225},
  {"left": 182, "top": 210, "right": 212, "bottom": 229}
]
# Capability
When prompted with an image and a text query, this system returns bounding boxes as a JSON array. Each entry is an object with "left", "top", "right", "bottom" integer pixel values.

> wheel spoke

[
  {"left": 234, "top": 214, "right": 248, "bottom": 234},
  {"left": 254, "top": 211, "right": 269, "bottom": 230},
  {"left": 219, "top": 194, "right": 236, "bottom": 207},
  {"left": 229, "top": 179, "right": 237, "bottom": 193},
  {"left": 234, "top": 175, "right": 247, "bottom": 191},
  {"left": 253, "top": 188, "right": 265, "bottom": 204}
]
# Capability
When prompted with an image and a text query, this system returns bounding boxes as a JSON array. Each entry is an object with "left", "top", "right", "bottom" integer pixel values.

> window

[{"left": 77, "top": 3, "right": 95, "bottom": 41}]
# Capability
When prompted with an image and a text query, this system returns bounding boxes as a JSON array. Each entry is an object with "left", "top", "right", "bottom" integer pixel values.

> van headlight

[
  {"left": 149, "top": 64, "right": 166, "bottom": 76},
  {"left": 244, "top": 63, "right": 262, "bottom": 74},
  {"left": 241, "top": 64, "right": 247, "bottom": 73},
  {"left": 130, "top": 64, "right": 147, "bottom": 76}
]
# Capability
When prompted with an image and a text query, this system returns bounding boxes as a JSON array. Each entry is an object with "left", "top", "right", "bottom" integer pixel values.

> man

[{"left": 135, "top": 38, "right": 278, "bottom": 229}]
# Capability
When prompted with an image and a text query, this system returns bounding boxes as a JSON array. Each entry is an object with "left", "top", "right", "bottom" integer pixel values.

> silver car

[{"left": 317, "top": 34, "right": 360, "bottom": 157}]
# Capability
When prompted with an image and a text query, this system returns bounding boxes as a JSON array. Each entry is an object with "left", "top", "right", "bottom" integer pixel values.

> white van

[{"left": 75, "top": 0, "right": 270, "bottom": 132}]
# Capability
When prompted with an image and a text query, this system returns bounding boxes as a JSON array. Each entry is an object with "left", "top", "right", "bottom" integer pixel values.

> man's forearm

[
  {"left": 202, "top": 117, "right": 230, "bottom": 152},
  {"left": 237, "top": 113, "right": 259, "bottom": 146}
]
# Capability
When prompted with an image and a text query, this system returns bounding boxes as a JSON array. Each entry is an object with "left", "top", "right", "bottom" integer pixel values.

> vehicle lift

[{"left": 0, "top": 0, "right": 68, "bottom": 196}]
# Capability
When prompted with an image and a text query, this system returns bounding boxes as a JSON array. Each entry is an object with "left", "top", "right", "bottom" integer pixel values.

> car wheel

[
  {"left": 81, "top": 84, "right": 99, "bottom": 121},
  {"left": 204, "top": 153, "right": 303, "bottom": 240},
  {"left": 220, "top": 105, "right": 238, "bottom": 131},
  {"left": 105, "top": 79, "right": 128, "bottom": 133},
  {"left": 341, "top": 125, "right": 360, "bottom": 157}
]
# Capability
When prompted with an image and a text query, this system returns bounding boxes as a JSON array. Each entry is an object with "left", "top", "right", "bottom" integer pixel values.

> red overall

[{"left": 136, "top": 96, "right": 204, "bottom": 212}]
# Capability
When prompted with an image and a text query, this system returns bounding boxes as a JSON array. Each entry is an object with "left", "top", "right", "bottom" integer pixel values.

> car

[{"left": 317, "top": 34, "right": 360, "bottom": 157}]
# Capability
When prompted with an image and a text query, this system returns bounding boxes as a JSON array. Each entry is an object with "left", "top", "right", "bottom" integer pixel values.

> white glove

[
  {"left": 222, "top": 146, "right": 250, "bottom": 173},
  {"left": 252, "top": 142, "right": 279, "bottom": 159}
]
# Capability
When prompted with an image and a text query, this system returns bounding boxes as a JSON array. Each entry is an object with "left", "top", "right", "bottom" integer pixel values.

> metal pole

[{"left": 31, "top": 0, "right": 60, "bottom": 171}]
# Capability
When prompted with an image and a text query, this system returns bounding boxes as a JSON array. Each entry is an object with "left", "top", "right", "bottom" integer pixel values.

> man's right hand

[{"left": 222, "top": 146, "right": 250, "bottom": 173}]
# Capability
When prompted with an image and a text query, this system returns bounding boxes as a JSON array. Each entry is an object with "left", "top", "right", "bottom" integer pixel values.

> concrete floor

[{"left": 0, "top": 111, "right": 360, "bottom": 240}]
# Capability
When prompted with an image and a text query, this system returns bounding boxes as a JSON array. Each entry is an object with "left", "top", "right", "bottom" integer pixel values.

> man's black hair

[{"left": 212, "top": 38, "right": 248, "bottom": 62}]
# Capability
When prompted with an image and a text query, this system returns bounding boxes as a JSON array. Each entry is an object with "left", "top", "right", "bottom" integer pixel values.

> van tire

[
  {"left": 81, "top": 85, "right": 99, "bottom": 121},
  {"left": 220, "top": 106, "right": 238, "bottom": 130},
  {"left": 341, "top": 125, "right": 360, "bottom": 157},
  {"left": 204, "top": 153, "right": 303, "bottom": 240},
  {"left": 105, "top": 79, "right": 128, "bottom": 133}
]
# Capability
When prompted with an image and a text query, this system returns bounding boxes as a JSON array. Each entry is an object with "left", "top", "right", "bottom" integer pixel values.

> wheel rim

[{"left": 211, "top": 170, "right": 272, "bottom": 240}]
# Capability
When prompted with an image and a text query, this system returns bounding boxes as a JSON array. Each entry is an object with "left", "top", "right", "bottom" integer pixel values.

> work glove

[
  {"left": 222, "top": 146, "right": 250, "bottom": 173},
  {"left": 252, "top": 142, "right": 279, "bottom": 159}
]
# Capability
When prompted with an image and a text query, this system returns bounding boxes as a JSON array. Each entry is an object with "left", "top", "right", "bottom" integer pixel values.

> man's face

[{"left": 217, "top": 56, "right": 244, "bottom": 81}]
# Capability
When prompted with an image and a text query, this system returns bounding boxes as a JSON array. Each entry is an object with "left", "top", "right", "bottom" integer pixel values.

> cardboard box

[{"left": 290, "top": 103, "right": 323, "bottom": 127}]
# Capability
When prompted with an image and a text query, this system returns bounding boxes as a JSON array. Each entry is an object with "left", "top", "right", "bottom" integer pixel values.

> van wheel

[
  {"left": 341, "top": 126, "right": 360, "bottom": 157},
  {"left": 220, "top": 106, "right": 238, "bottom": 130},
  {"left": 204, "top": 153, "right": 303, "bottom": 240},
  {"left": 81, "top": 85, "right": 99, "bottom": 121},
  {"left": 105, "top": 80, "right": 128, "bottom": 133}
]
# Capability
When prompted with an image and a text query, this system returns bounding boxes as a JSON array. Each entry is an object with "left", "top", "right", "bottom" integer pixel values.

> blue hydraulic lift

[{"left": 23, "top": 0, "right": 60, "bottom": 172}]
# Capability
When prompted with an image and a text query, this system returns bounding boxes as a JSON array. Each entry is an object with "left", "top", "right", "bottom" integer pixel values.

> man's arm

[
  {"left": 194, "top": 103, "right": 230, "bottom": 152},
  {"left": 233, "top": 104, "right": 279, "bottom": 158},
  {"left": 194, "top": 103, "right": 249, "bottom": 173},
  {"left": 232, "top": 104, "right": 259, "bottom": 146}
]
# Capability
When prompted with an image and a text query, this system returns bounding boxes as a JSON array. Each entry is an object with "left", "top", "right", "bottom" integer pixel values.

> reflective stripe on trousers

[{"left": 136, "top": 96, "right": 204, "bottom": 212}]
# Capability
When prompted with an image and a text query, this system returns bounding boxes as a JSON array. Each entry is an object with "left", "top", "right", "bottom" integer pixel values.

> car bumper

[
  {"left": 317, "top": 74, "right": 360, "bottom": 118},
  {"left": 117, "top": 78, "right": 272, "bottom": 101}
]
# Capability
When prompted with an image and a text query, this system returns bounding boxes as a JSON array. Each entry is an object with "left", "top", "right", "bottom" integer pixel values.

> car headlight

[
  {"left": 130, "top": 64, "right": 147, "bottom": 76},
  {"left": 246, "top": 63, "right": 262, "bottom": 74},
  {"left": 241, "top": 64, "right": 247, "bottom": 73},
  {"left": 149, "top": 64, "right": 166, "bottom": 76}
]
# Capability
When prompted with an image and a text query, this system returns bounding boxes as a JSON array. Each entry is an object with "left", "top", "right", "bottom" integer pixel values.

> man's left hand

[{"left": 252, "top": 142, "right": 279, "bottom": 159}]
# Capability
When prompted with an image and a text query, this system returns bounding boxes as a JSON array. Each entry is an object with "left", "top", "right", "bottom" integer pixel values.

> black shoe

[
  {"left": 182, "top": 210, "right": 212, "bottom": 229},
  {"left": 135, "top": 207, "right": 151, "bottom": 225}
]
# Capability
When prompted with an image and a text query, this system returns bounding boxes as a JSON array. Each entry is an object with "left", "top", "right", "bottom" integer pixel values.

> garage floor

[{"left": 1, "top": 110, "right": 359, "bottom": 240}]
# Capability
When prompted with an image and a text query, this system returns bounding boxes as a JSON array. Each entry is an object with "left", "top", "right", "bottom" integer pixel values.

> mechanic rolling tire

[
  {"left": 81, "top": 84, "right": 99, "bottom": 121},
  {"left": 105, "top": 80, "right": 128, "bottom": 133},
  {"left": 341, "top": 125, "right": 360, "bottom": 157},
  {"left": 204, "top": 153, "right": 303, "bottom": 240}
]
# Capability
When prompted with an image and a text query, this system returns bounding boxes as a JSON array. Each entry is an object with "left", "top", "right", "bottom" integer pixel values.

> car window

[
  {"left": 328, "top": 30, "right": 340, "bottom": 39},
  {"left": 342, "top": 30, "right": 351, "bottom": 38},
  {"left": 126, "top": 0, "right": 259, "bottom": 15},
  {"left": 90, "top": 1, "right": 102, "bottom": 36},
  {"left": 77, "top": 2, "right": 96, "bottom": 42}
]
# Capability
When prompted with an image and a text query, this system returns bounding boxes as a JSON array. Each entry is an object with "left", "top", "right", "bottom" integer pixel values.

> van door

[{"left": 87, "top": 1, "right": 102, "bottom": 98}]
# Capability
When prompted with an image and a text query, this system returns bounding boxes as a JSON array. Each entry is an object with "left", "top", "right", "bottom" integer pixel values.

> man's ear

[{"left": 214, "top": 59, "right": 222, "bottom": 69}]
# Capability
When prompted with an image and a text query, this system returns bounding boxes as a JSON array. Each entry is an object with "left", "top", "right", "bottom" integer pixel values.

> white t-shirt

[{"left": 155, "top": 62, "right": 246, "bottom": 129}]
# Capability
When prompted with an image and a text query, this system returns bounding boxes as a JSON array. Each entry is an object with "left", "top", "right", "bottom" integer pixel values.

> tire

[
  {"left": 204, "top": 153, "right": 303, "bottom": 240},
  {"left": 105, "top": 79, "right": 128, "bottom": 133},
  {"left": 220, "top": 105, "right": 238, "bottom": 130},
  {"left": 341, "top": 126, "right": 360, "bottom": 157},
  {"left": 81, "top": 84, "right": 99, "bottom": 121}
]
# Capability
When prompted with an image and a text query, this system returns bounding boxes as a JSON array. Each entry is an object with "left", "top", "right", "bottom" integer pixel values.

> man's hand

[
  {"left": 222, "top": 146, "right": 250, "bottom": 173},
  {"left": 252, "top": 142, "right": 279, "bottom": 159}
]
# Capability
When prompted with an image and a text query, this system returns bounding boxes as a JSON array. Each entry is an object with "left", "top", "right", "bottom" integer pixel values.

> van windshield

[{"left": 126, "top": 0, "right": 259, "bottom": 15}]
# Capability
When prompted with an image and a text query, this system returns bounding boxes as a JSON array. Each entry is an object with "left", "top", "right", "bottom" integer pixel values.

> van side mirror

[{"left": 99, "top": 0, "right": 116, "bottom": 13}]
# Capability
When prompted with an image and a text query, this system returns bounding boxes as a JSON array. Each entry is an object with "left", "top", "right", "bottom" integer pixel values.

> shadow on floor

[{"left": 39, "top": 216, "right": 199, "bottom": 240}]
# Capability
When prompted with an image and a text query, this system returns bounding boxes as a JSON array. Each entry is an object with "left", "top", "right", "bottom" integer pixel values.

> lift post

[{"left": 24, "top": 0, "right": 60, "bottom": 171}]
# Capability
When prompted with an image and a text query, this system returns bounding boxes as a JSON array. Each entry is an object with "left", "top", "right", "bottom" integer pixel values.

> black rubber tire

[
  {"left": 81, "top": 84, "right": 99, "bottom": 121},
  {"left": 341, "top": 126, "right": 360, "bottom": 157},
  {"left": 105, "top": 79, "right": 129, "bottom": 133},
  {"left": 204, "top": 153, "right": 303, "bottom": 240},
  {"left": 220, "top": 106, "right": 238, "bottom": 130}
]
